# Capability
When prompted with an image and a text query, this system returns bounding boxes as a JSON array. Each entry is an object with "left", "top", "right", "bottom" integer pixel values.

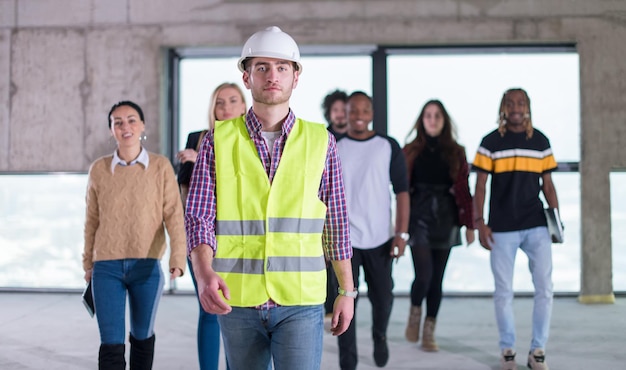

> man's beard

[{"left": 252, "top": 86, "right": 292, "bottom": 106}]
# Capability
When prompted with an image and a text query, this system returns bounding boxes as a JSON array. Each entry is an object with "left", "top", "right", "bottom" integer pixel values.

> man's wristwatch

[
  {"left": 396, "top": 232, "right": 409, "bottom": 242},
  {"left": 337, "top": 287, "right": 358, "bottom": 298}
]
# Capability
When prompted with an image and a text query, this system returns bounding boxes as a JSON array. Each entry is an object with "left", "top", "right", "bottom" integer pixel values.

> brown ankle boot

[
  {"left": 405, "top": 305, "right": 422, "bottom": 342},
  {"left": 421, "top": 317, "right": 439, "bottom": 352}
]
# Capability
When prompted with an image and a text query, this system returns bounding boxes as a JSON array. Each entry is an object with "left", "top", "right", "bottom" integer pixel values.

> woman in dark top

[
  {"left": 176, "top": 82, "right": 246, "bottom": 370},
  {"left": 177, "top": 83, "right": 247, "bottom": 203},
  {"left": 402, "top": 100, "right": 475, "bottom": 352}
]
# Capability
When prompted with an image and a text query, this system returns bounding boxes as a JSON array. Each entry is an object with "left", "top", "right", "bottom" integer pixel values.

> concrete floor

[{"left": 0, "top": 292, "right": 624, "bottom": 369}]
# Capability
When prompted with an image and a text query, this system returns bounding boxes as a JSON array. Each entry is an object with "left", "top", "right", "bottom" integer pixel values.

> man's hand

[
  {"left": 478, "top": 223, "right": 494, "bottom": 251},
  {"left": 195, "top": 268, "right": 232, "bottom": 315},
  {"left": 191, "top": 244, "right": 232, "bottom": 315},
  {"left": 330, "top": 295, "right": 354, "bottom": 336},
  {"left": 390, "top": 236, "right": 406, "bottom": 263},
  {"left": 329, "top": 259, "right": 355, "bottom": 335}
]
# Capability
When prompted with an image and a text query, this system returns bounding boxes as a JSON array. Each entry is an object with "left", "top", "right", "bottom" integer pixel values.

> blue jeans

[
  {"left": 92, "top": 259, "right": 164, "bottom": 344},
  {"left": 490, "top": 227, "right": 553, "bottom": 351},
  {"left": 188, "top": 258, "right": 222, "bottom": 370},
  {"left": 218, "top": 305, "right": 324, "bottom": 370}
]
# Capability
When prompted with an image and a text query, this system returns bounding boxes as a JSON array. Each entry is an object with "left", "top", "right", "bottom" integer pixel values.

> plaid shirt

[{"left": 185, "top": 108, "right": 352, "bottom": 307}]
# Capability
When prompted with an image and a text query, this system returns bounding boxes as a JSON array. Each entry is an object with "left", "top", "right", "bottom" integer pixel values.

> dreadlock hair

[
  {"left": 404, "top": 99, "right": 464, "bottom": 181},
  {"left": 497, "top": 88, "right": 534, "bottom": 139}
]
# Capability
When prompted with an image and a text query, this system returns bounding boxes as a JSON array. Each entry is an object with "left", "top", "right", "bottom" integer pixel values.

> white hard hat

[{"left": 237, "top": 26, "right": 303, "bottom": 73}]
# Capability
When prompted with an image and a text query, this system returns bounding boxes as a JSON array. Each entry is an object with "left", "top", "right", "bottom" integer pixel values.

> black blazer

[{"left": 177, "top": 130, "right": 207, "bottom": 186}]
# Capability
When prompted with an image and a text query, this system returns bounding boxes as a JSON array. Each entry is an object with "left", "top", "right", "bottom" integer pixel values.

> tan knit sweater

[{"left": 82, "top": 152, "right": 187, "bottom": 274}]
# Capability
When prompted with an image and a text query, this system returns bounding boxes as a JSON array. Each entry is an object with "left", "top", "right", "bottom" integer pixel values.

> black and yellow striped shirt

[{"left": 473, "top": 128, "right": 557, "bottom": 232}]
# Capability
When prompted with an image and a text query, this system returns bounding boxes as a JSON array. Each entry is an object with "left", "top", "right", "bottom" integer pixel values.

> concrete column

[
  {"left": 10, "top": 29, "right": 86, "bottom": 171},
  {"left": 576, "top": 22, "right": 626, "bottom": 304},
  {"left": 0, "top": 30, "right": 10, "bottom": 171},
  {"left": 83, "top": 27, "right": 163, "bottom": 166},
  {"left": 579, "top": 168, "right": 614, "bottom": 303}
]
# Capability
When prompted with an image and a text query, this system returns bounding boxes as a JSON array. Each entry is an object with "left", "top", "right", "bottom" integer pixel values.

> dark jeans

[{"left": 337, "top": 239, "right": 394, "bottom": 370}]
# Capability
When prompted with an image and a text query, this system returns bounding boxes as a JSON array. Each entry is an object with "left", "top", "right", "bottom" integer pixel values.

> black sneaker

[{"left": 373, "top": 336, "right": 389, "bottom": 367}]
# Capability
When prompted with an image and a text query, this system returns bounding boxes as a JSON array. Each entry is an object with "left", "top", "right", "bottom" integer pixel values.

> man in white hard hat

[{"left": 185, "top": 26, "right": 356, "bottom": 370}]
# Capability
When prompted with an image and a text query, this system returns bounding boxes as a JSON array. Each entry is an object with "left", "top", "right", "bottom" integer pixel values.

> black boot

[
  {"left": 98, "top": 343, "right": 126, "bottom": 370},
  {"left": 129, "top": 334, "right": 155, "bottom": 370}
]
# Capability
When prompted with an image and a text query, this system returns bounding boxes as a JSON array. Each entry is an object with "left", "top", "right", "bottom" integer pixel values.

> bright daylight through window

[
  {"left": 0, "top": 47, "right": 591, "bottom": 293},
  {"left": 174, "top": 47, "right": 581, "bottom": 294}
]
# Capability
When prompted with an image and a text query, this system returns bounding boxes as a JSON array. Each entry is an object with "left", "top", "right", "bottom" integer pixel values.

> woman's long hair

[{"left": 404, "top": 100, "right": 464, "bottom": 181}]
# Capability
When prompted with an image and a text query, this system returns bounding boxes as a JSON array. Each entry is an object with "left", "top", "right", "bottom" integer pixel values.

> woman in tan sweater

[{"left": 83, "top": 100, "right": 186, "bottom": 370}]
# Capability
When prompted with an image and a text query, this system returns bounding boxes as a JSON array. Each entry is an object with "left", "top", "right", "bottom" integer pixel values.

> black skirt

[{"left": 408, "top": 183, "right": 461, "bottom": 249}]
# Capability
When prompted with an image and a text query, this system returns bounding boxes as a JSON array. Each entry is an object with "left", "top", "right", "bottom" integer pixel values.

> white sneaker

[
  {"left": 527, "top": 348, "right": 549, "bottom": 370},
  {"left": 500, "top": 348, "right": 517, "bottom": 370}
]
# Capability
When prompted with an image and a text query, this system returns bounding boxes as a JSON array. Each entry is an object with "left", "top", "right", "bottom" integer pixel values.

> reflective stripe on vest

[
  {"left": 213, "top": 117, "right": 329, "bottom": 307},
  {"left": 212, "top": 256, "right": 326, "bottom": 274},
  {"left": 216, "top": 218, "right": 325, "bottom": 235},
  {"left": 216, "top": 220, "right": 265, "bottom": 235}
]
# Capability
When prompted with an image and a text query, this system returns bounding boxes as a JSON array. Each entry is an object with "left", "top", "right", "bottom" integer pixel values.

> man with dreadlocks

[{"left": 472, "top": 88, "right": 560, "bottom": 370}]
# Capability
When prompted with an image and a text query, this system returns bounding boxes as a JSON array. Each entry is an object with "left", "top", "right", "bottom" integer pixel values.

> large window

[
  {"left": 0, "top": 47, "right": 583, "bottom": 293},
  {"left": 385, "top": 49, "right": 580, "bottom": 293},
  {"left": 174, "top": 45, "right": 581, "bottom": 294},
  {"left": 0, "top": 173, "right": 87, "bottom": 289},
  {"left": 177, "top": 46, "right": 374, "bottom": 151},
  {"left": 175, "top": 50, "right": 372, "bottom": 291},
  {"left": 0, "top": 173, "right": 179, "bottom": 291},
  {"left": 386, "top": 51, "right": 580, "bottom": 163}
]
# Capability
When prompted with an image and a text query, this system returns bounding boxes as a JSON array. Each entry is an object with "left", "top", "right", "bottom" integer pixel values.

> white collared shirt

[{"left": 110, "top": 147, "right": 150, "bottom": 173}]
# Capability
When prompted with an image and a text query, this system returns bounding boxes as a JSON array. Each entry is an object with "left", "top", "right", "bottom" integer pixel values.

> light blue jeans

[
  {"left": 92, "top": 258, "right": 164, "bottom": 344},
  {"left": 217, "top": 305, "right": 324, "bottom": 370},
  {"left": 490, "top": 226, "right": 553, "bottom": 352}
]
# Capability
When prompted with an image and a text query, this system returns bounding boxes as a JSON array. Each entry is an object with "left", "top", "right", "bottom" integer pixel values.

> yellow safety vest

[{"left": 213, "top": 116, "right": 328, "bottom": 307}]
